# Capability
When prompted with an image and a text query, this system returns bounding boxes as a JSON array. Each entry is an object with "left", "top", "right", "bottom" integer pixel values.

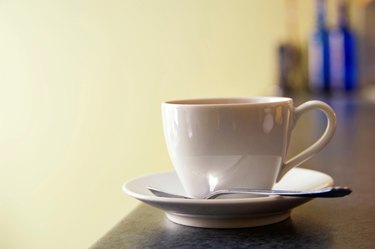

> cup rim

[{"left": 162, "top": 96, "right": 292, "bottom": 106}]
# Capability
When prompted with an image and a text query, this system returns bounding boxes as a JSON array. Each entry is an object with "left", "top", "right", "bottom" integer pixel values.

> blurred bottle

[
  {"left": 308, "top": 0, "right": 330, "bottom": 92},
  {"left": 276, "top": 0, "right": 306, "bottom": 95},
  {"left": 329, "top": 0, "right": 357, "bottom": 92},
  {"left": 364, "top": 1, "right": 375, "bottom": 87},
  {"left": 277, "top": 44, "right": 304, "bottom": 94}
]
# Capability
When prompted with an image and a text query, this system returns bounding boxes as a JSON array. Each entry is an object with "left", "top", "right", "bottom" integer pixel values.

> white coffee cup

[{"left": 162, "top": 97, "right": 336, "bottom": 198}]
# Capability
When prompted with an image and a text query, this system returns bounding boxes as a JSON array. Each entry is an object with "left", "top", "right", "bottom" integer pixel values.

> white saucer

[{"left": 123, "top": 168, "right": 333, "bottom": 228}]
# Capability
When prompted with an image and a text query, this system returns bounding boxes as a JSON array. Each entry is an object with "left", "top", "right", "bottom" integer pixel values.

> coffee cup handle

[{"left": 276, "top": 100, "right": 336, "bottom": 182}]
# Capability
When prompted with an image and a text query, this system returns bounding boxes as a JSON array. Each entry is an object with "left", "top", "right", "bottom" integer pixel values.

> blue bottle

[
  {"left": 309, "top": 0, "right": 330, "bottom": 92},
  {"left": 329, "top": 0, "right": 357, "bottom": 92}
]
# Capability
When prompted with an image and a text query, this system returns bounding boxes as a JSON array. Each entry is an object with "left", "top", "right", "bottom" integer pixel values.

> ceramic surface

[
  {"left": 162, "top": 97, "right": 336, "bottom": 198},
  {"left": 123, "top": 168, "right": 334, "bottom": 228}
]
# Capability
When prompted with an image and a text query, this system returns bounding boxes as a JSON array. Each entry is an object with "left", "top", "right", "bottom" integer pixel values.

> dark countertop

[{"left": 91, "top": 96, "right": 375, "bottom": 249}]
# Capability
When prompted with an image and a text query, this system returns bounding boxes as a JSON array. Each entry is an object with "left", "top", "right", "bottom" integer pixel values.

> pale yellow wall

[{"left": 0, "top": 1, "right": 360, "bottom": 249}]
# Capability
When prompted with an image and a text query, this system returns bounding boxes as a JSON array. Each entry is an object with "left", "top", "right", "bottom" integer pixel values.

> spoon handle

[{"left": 207, "top": 186, "right": 352, "bottom": 199}]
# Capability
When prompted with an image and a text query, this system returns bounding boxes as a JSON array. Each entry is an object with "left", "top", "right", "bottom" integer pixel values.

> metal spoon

[{"left": 147, "top": 186, "right": 352, "bottom": 199}]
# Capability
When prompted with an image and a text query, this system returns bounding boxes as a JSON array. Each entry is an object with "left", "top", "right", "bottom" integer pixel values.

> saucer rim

[{"left": 123, "top": 168, "right": 334, "bottom": 204}]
